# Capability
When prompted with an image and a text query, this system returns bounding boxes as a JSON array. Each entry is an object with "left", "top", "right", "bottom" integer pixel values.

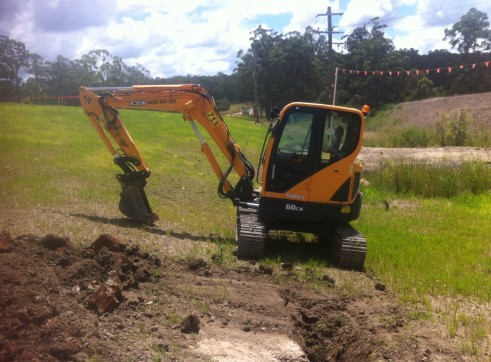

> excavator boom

[{"left": 79, "top": 85, "right": 255, "bottom": 224}]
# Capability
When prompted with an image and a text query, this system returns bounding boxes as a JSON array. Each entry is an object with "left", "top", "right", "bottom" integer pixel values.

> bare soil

[
  {"left": 1, "top": 146, "right": 490, "bottom": 361},
  {"left": 390, "top": 93, "right": 491, "bottom": 131},
  {"left": 0, "top": 231, "right": 466, "bottom": 362}
]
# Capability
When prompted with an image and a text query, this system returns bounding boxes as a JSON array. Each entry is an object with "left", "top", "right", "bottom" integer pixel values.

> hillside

[{"left": 381, "top": 92, "right": 491, "bottom": 131}]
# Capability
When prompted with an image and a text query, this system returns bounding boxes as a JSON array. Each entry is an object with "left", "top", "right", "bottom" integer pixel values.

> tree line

[{"left": 1, "top": 7, "right": 490, "bottom": 113}]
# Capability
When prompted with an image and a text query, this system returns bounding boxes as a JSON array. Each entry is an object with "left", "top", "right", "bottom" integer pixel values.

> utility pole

[
  {"left": 315, "top": 6, "right": 343, "bottom": 102},
  {"left": 252, "top": 60, "right": 259, "bottom": 123}
]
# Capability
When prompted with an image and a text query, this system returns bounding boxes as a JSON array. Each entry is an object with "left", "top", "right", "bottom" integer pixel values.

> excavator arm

[{"left": 79, "top": 84, "right": 256, "bottom": 224}]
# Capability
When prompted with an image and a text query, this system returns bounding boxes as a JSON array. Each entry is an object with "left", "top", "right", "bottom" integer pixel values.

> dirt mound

[
  {"left": 385, "top": 92, "right": 491, "bottom": 131},
  {"left": 0, "top": 231, "right": 463, "bottom": 361}
]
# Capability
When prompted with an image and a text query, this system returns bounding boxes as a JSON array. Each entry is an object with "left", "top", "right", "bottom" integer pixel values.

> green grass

[
  {"left": 366, "top": 160, "right": 491, "bottom": 198},
  {"left": 0, "top": 102, "right": 267, "bottom": 236},
  {"left": 357, "top": 187, "right": 491, "bottom": 302},
  {"left": 2, "top": 102, "right": 491, "bottom": 308}
]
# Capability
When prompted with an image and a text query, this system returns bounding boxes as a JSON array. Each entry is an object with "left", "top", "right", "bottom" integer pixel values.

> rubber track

[
  {"left": 235, "top": 206, "right": 266, "bottom": 258},
  {"left": 333, "top": 223, "right": 367, "bottom": 270}
]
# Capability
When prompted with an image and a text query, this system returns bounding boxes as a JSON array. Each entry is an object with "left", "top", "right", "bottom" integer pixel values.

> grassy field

[
  {"left": 0, "top": 102, "right": 266, "bottom": 236},
  {"left": 1, "top": 102, "right": 490, "bottom": 351}
]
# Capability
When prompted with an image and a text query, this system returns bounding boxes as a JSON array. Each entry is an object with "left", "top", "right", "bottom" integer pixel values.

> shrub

[
  {"left": 389, "top": 125, "right": 431, "bottom": 147},
  {"left": 435, "top": 109, "right": 471, "bottom": 146}
]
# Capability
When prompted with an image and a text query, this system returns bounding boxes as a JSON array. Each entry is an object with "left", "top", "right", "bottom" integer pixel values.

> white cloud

[
  {"left": 340, "top": 0, "right": 395, "bottom": 32},
  {"left": 1, "top": 0, "right": 489, "bottom": 78},
  {"left": 389, "top": 0, "right": 491, "bottom": 53}
]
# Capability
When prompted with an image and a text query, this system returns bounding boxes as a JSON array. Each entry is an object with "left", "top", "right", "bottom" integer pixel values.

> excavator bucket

[{"left": 119, "top": 182, "right": 159, "bottom": 225}]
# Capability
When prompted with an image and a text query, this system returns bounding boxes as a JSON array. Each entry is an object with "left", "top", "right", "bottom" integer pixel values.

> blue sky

[{"left": 1, "top": 0, "right": 490, "bottom": 78}]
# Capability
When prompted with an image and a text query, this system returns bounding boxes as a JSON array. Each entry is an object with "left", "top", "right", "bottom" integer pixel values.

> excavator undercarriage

[{"left": 235, "top": 205, "right": 366, "bottom": 270}]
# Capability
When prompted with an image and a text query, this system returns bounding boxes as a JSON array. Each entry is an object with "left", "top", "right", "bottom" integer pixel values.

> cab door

[{"left": 264, "top": 105, "right": 321, "bottom": 199}]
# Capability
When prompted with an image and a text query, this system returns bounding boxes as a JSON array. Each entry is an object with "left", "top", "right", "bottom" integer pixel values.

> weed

[
  {"left": 365, "top": 160, "right": 491, "bottom": 198},
  {"left": 303, "top": 259, "right": 325, "bottom": 283},
  {"left": 193, "top": 299, "right": 211, "bottom": 314},
  {"left": 166, "top": 313, "right": 181, "bottom": 327}
]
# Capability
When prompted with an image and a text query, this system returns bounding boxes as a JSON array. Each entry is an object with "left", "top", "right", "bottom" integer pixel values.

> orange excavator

[{"left": 79, "top": 84, "right": 367, "bottom": 269}]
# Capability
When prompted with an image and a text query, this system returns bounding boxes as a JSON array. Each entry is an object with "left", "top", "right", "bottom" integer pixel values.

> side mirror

[{"left": 270, "top": 107, "right": 280, "bottom": 120}]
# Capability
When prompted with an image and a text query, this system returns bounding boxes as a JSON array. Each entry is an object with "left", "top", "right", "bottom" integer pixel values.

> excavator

[{"left": 79, "top": 84, "right": 367, "bottom": 269}]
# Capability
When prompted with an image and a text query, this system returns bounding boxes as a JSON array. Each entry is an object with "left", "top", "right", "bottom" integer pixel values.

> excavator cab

[
  {"left": 237, "top": 102, "right": 367, "bottom": 268},
  {"left": 259, "top": 102, "right": 364, "bottom": 224}
]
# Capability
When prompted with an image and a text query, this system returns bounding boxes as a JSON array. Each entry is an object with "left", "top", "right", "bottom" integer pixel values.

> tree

[
  {"left": 27, "top": 53, "right": 45, "bottom": 97},
  {"left": 340, "top": 18, "right": 408, "bottom": 108},
  {"left": 410, "top": 77, "right": 437, "bottom": 100},
  {"left": 444, "top": 8, "right": 491, "bottom": 55},
  {"left": 269, "top": 30, "right": 323, "bottom": 105},
  {"left": 0, "top": 36, "right": 30, "bottom": 101},
  {"left": 44, "top": 55, "right": 79, "bottom": 96},
  {"left": 444, "top": 8, "right": 491, "bottom": 94}
]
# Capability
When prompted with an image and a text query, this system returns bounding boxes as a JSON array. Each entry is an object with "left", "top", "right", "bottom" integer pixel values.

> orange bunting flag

[{"left": 336, "top": 60, "right": 490, "bottom": 78}]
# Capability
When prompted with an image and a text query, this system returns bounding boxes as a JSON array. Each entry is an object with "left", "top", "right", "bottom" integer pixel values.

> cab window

[
  {"left": 276, "top": 111, "right": 313, "bottom": 163},
  {"left": 321, "top": 111, "right": 361, "bottom": 164}
]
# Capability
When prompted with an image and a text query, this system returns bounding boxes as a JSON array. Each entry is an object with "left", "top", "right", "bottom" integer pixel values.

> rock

[
  {"left": 281, "top": 262, "right": 293, "bottom": 270},
  {"left": 300, "top": 310, "right": 319, "bottom": 324},
  {"left": 134, "top": 268, "right": 152, "bottom": 282},
  {"left": 0, "top": 232, "right": 14, "bottom": 253},
  {"left": 94, "top": 246, "right": 130, "bottom": 270},
  {"left": 375, "top": 282, "right": 386, "bottom": 291},
  {"left": 90, "top": 234, "right": 127, "bottom": 253},
  {"left": 258, "top": 264, "right": 273, "bottom": 275},
  {"left": 322, "top": 274, "right": 336, "bottom": 286},
  {"left": 188, "top": 258, "right": 208, "bottom": 271},
  {"left": 180, "top": 314, "right": 200, "bottom": 334},
  {"left": 41, "top": 234, "right": 71, "bottom": 251},
  {"left": 88, "top": 281, "right": 122, "bottom": 314}
]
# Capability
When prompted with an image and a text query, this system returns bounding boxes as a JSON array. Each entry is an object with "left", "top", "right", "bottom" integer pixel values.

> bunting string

[
  {"left": 29, "top": 95, "right": 79, "bottom": 100},
  {"left": 337, "top": 60, "right": 491, "bottom": 77}
]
